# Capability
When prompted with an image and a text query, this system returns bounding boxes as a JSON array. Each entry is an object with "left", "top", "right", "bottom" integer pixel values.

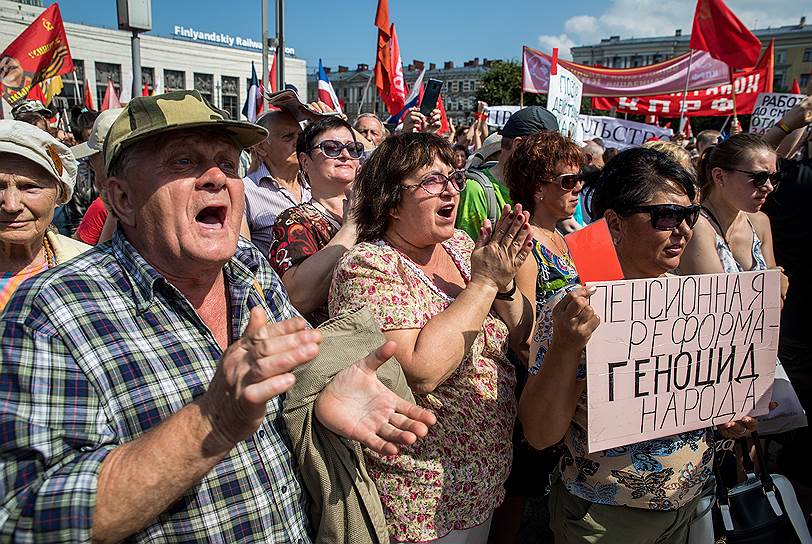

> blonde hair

[{"left": 642, "top": 140, "right": 694, "bottom": 173}]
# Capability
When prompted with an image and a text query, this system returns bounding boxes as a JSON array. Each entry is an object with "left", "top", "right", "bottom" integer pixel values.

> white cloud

[
  {"left": 537, "top": 0, "right": 809, "bottom": 58},
  {"left": 538, "top": 34, "right": 577, "bottom": 60}
]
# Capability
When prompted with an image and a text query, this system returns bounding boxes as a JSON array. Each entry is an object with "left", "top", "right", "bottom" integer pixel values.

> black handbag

[{"left": 712, "top": 431, "right": 811, "bottom": 543}]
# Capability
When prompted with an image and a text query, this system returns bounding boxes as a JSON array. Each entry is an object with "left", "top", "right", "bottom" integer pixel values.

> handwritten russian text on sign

[
  {"left": 585, "top": 270, "right": 780, "bottom": 453},
  {"left": 749, "top": 93, "right": 805, "bottom": 135},
  {"left": 547, "top": 65, "right": 583, "bottom": 140}
]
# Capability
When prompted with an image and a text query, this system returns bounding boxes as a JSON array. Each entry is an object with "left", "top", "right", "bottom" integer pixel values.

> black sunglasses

[
  {"left": 726, "top": 168, "right": 780, "bottom": 189},
  {"left": 546, "top": 173, "right": 585, "bottom": 191},
  {"left": 625, "top": 204, "right": 701, "bottom": 231},
  {"left": 308, "top": 139, "right": 364, "bottom": 159},
  {"left": 401, "top": 170, "right": 467, "bottom": 195}
]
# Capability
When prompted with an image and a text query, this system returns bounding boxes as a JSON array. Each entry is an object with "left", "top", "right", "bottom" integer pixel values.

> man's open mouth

[{"left": 195, "top": 206, "right": 227, "bottom": 228}]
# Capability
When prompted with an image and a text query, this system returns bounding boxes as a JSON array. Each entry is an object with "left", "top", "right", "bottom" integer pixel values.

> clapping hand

[
  {"left": 202, "top": 307, "right": 322, "bottom": 446},
  {"left": 314, "top": 341, "right": 437, "bottom": 455},
  {"left": 470, "top": 204, "right": 533, "bottom": 291},
  {"left": 552, "top": 287, "right": 600, "bottom": 354}
]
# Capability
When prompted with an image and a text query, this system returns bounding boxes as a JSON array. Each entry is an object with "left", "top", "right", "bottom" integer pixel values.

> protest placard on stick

[
  {"left": 749, "top": 93, "right": 806, "bottom": 135},
  {"left": 585, "top": 270, "right": 780, "bottom": 453},
  {"left": 548, "top": 64, "right": 583, "bottom": 140}
]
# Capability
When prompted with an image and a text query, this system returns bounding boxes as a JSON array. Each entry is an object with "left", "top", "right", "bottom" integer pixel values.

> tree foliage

[{"left": 476, "top": 61, "right": 544, "bottom": 106}]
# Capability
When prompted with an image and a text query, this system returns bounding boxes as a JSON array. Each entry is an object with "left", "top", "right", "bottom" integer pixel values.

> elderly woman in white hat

[{"left": 0, "top": 120, "right": 89, "bottom": 311}]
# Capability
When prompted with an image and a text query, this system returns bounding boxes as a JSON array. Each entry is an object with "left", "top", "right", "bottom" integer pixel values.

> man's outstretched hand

[{"left": 314, "top": 340, "right": 437, "bottom": 456}]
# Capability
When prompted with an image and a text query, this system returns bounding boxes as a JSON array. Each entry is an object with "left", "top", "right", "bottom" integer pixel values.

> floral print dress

[{"left": 329, "top": 230, "right": 516, "bottom": 542}]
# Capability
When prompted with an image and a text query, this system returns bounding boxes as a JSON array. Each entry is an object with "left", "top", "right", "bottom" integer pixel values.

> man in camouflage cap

[{"left": 0, "top": 90, "right": 434, "bottom": 542}]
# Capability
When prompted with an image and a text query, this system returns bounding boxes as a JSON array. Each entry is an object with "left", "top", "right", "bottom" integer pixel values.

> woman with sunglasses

[
  {"left": 269, "top": 116, "right": 364, "bottom": 325},
  {"left": 680, "top": 134, "right": 784, "bottom": 294},
  {"left": 330, "top": 133, "right": 534, "bottom": 543},
  {"left": 519, "top": 148, "right": 742, "bottom": 544}
]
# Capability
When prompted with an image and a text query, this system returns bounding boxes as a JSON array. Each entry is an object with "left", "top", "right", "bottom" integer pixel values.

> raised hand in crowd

[
  {"left": 470, "top": 203, "right": 533, "bottom": 293},
  {"left": 402, "top": 107, "right": 442, "bottom": 133}
]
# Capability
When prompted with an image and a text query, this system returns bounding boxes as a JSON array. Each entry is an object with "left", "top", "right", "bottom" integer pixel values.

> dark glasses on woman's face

[
  {"left": 308, "top": 140, "right": 364, "bottom": 159},
  {"left": 726, "top": 168, "right": 780, "bottom": 189},
  {"left": 627, "top": 204, "right": 701, "bottom": 231},
  {"left": 401, "top": 170, "right": 467, "bottom": 195},
  {"left": 546, "top": 173, "right": 585, "bottom": 191}
]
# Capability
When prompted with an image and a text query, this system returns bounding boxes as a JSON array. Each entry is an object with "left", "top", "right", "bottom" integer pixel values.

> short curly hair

[
  {"left": 503, "top": 132, "right": 585, "bottom": 216},
  {"left": 353, "top": 132, "right": 456, "bottom": 243}
]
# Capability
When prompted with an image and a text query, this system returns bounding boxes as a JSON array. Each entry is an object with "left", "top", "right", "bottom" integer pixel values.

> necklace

[
  {"left": 534, "top": 224, "right": 568, "bottom": 255},
  {"left": 42, "top": 235, "right": 56, "bottom": 269},
  {"left": 310, "top": 200, "right": 342, "bottom": 231}
]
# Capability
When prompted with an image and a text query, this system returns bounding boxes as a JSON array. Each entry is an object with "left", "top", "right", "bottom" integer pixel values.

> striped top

[{"left": 243, "top": 163, "right": 311, "bottom": 258}]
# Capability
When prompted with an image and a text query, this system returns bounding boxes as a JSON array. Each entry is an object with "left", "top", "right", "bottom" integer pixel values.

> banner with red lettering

[
  {"left": 0, "top": 4, "right": 73, "bottom": 106},
  {"left": 592, "top": 41, "right": 774, "bottom": 118},
  {"left": 522, "top": 45, "right": 730, "bottom": 97}
]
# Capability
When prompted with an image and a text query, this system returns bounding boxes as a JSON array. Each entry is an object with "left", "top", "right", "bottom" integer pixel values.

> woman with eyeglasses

[
  {"left": 680, "top": 134, "right": 785, "bottom": 299},
  {"left": 329, "top": 132, "right": 534, "bottom": 543},
  {"left": 519, "top": 148, "right": 746, "bottom": 544},
  {"left": 269, "top": 116, "right": 364, "bottom": 325}
]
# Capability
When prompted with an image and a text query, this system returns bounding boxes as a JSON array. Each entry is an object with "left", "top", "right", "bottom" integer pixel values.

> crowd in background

[{"left": 1, "top": 88, "right": 811, "bottom": 543}]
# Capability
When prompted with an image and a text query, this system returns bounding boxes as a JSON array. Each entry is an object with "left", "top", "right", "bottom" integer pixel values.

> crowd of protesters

[{"left": 1, "top": 84, "right": 810, "bottom": 544}]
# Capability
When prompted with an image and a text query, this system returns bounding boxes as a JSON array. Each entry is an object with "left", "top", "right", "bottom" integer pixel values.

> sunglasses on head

[
  {"left": 546, "top": 173, "right": 585, "bottom": 191},
  {"left": 401, "top": 170, "right": 467, "bottom": 195},
  {"left": 726, "top": 168, "right": 780, "bottom": 189},
  {"left": 308, "top": 139, "right": 364, "bottom": 159},
  {"left": 625, "top": 204, "right": 701, "bottom": 231}
]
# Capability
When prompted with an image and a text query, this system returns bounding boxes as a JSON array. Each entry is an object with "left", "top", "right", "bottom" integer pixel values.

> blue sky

[{"left": 48, "top": 0, "right": 810, "bottom": 68}]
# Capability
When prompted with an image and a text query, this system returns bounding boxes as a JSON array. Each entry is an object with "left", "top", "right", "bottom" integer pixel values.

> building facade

[
  {"left": 0, "top": 0, "right": 307, "bottom": 119},
  {"left": 571, "top": 17, "right": 812, "bottom": 91},
  {"left": 307, "top": 58, "right": 495, "bottom": 125}
]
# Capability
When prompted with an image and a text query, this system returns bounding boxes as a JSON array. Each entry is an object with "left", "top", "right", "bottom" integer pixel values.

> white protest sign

[
  {"left": 548, "top": 65, "right": 583, "bottom": 140},
  {"left": 749, "top": 93, "right": 805, "bottom": 135},
  {"left": 585, "top": 270, "right": 780, "bottom": 453},
  {"left": 578, "top": 115, "right": 673, "bottom": 149},
  {"left": 486, "top": 105, "right": 522, "bottom": 128}
]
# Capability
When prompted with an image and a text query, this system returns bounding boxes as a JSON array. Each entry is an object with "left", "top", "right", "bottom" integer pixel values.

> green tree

[{"left": 476, "top": 60, "right": 544, "bottom": 106}]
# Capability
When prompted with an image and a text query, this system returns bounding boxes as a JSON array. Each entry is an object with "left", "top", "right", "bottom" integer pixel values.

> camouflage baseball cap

[{"left": 103, "top": 90, "right": 268, "bottom": 174}]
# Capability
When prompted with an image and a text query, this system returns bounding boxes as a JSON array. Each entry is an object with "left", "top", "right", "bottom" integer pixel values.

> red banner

[
  {"left": 0, "top": 4, "right": 73, "bottom": 106},
  {"left": 522, "top": 45, "right": 730, "bottom": 97},
  {"left": 592, "top": 41, "right": 773, "bottom": 117}
]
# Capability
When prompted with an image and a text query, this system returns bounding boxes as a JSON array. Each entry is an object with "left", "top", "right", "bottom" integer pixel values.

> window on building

[
  {"left": 221, "top": 76, "right": 239, "bottom": 120},
  {"left": 773, "top": 72, "right": 785, "bottom": 90},
  {"left": 141, "top": 67, "right": 155, "bottom": 95},
  {"left": 95, "top": 62, "right": 121, "bottom": 110},
  {"left": 801, "top": 73, "right": 810, "bottom": 90},
  {"left": 803, "top": 48, "right": 812, "bottom": 63},
  {"left": 194, "top": 73, "right": 214, "bottom": 104},
  {"left": 164, "top": 69, "right": 185, "bottom": 92},
  {"left": 59, "top": 59, "right": 84, "bottom": 107}
]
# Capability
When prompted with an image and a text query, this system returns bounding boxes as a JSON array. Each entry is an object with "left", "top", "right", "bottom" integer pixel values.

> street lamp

[{"left": 116, "top": 0, "right": 152, "bottom": 98}]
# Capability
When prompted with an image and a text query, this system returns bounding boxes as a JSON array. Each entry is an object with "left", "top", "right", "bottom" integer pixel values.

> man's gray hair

[{"left": 353, "top": 113, "right": 384, "bottom": 129}]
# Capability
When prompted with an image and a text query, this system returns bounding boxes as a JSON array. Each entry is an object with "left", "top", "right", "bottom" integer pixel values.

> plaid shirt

[{"left": 0, "top": 232, "right": 312, "bottom": 543}]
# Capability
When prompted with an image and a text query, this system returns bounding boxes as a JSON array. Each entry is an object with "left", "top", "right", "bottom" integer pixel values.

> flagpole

[
  {"left": 358, "top": 71, "right": 374, "bottom": 117},
  {"left": 678, "top": 49, "right": 695, "bottom": 135},
  {"left": 728, "top": 66, "right": 739, "bottom": 131},
  {"left": 261, "top": 0, "right": 269, "bottom": 109},
  {"left": 72, "top": 70, "right": 81, "bottom": 107}
]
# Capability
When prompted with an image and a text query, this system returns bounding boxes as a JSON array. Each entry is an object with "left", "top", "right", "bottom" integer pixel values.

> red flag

[
  {"left": 790, "top": 79, "right": 801, "bottom": 94},
  {"left": 689, "top": 0, "right": 762, "bottom": 69},
  {"left": 387, "top": 23, "right": 407, "bottom": 114},
  {"left": 374, "top": 0, "right": 397, "bottom": 115},
  {"left": 101, "top": 80, "right": 121, "bottom": 111},
  {"left": 269, "top": 53, "right": 278, "bottom": 93},
  {"left": 83, "top": 79, "right": 94, "bottom": 110},
  {"left": 0, "top": 3, "right": 74, "bottom": 106},
  {"left": 142, "top": 82, "right": 150, "bottom": 97}
]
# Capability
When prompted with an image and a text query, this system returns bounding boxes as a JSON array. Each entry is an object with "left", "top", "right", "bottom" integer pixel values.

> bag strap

[{"left": 466, "top": 165, "right": 499, "bottom": 225}]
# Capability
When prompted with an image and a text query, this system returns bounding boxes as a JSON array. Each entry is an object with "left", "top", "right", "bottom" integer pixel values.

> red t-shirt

[{"left": 74, "top": 197, "right": 109, "bottom": 245}]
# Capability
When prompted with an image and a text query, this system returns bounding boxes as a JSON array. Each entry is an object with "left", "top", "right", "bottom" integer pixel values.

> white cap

[
  {"left": 71, "top": 108, "right": 124, "bottom": 160},
  {"left": 0, "top": 120, "right": 77, "bottom": 203}
]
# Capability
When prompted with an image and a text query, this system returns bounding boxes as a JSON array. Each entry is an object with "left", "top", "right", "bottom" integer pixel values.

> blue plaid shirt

[{"left": 0, "top": 232, "right": 312, "bottom": 543}]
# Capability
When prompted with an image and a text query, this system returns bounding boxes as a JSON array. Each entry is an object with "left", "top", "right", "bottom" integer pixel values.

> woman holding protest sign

[{"left": 518, "top": 148, "right": 757, "bottom": 543}]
